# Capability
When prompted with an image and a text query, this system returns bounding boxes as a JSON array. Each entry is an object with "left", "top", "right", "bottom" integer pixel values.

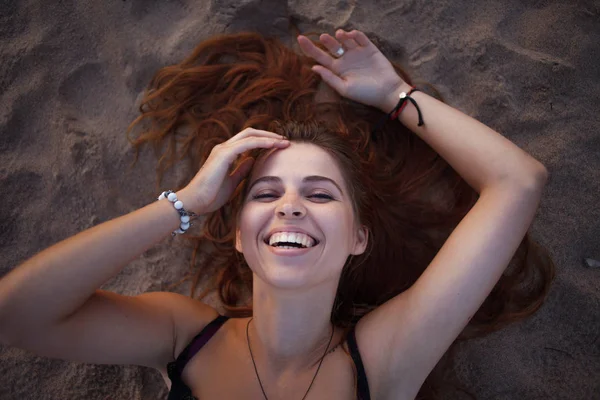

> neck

[{"left": 248, "top": 276, "right": 339, "bottom": 378}]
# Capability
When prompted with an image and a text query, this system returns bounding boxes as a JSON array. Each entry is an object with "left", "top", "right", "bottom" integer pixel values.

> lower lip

[{"left": 265, "top": 242, "right": 319, "bottom": 256}]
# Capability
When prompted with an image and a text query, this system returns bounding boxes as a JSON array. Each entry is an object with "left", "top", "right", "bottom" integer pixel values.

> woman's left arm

[
  {"left": 298, "top": 30, "right": 550, "bottom": 398},
  {"left": 298, "top": 29, "right": 547, "bottom": 193},
  {"left": 358, "top": 87, "right": 549, "bottom": 396},
  {"left": 383, "top": 82, "right": 548, "bottom": 193}
]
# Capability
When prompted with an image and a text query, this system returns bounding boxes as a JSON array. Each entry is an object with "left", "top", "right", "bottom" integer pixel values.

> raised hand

[
  {"left": 183, "top": 128, "right": 290, "bottom": 214},
  {"left": 297, "top": 29, "right": 410, "bottom": 112}
]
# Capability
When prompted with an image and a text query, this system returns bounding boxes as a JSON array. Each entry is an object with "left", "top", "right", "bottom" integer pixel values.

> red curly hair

[{"left": 126, "top": 30, "right": 555, "bottom": 399}]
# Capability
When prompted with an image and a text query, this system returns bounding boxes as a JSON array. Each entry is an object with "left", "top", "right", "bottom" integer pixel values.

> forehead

[{"left": 250, "top": 142, "right": 343, "bottom": 182}]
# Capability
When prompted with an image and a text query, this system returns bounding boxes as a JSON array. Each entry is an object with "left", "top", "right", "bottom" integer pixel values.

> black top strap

[
  {"left": 347, "top": 326, "right": 372, "bottom": 400},
  {"left": 167, "top": 314, "right": 230, "bottom": 379}
]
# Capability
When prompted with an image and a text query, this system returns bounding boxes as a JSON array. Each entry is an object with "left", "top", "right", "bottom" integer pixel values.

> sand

[{"left": 1, "top": 0, "right": 599, "bottom": 399}]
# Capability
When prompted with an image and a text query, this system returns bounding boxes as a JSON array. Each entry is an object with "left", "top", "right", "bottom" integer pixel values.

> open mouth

[
  {"left": 263, "top": 236, "right": 320, "bottom": 249},
  {"left": 263, "top": 240, "right": 321, "bottom": 256}
]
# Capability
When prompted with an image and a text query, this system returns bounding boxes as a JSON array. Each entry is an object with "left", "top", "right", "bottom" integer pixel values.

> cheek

[
  {"left": 328, "top": 211, "right": 356, "bottom": 243},
  {"left": 238, "top": 209, "right": 266, "bottom": 242}
]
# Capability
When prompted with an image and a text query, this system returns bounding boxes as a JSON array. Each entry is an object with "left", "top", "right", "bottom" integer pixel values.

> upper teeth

[{"left": 268, "top": 232, "right": 316, "bottom": 248}]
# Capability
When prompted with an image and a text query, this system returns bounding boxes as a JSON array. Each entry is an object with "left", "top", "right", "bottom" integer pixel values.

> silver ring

[{"left": 334, "top": 46, "right": 345, "bottom": 58}]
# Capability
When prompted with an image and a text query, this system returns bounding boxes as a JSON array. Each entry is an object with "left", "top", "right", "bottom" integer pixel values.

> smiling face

[{"left": 235, "top": 142, "right": 368, "bottom": 289}]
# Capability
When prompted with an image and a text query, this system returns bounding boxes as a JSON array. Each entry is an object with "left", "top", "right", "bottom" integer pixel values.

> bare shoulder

[
  {"left": 170, "top": 293, "right": 220, "bottom": 358},
  {"left": 148, "top": 291, "right": 218, "bottom": 389},
  {"left": 153, "top": 292, "right": 220, "bottom": 364}
]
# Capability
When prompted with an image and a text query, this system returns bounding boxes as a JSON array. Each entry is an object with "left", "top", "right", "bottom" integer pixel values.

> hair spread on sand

[{"left": 126, "top": 31, "right": 555, "bottom": 399}]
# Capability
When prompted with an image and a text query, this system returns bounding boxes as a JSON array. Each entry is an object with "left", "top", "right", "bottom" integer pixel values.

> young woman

[{"left": 0, "top": 29, "right": 555, "bottom": 399}]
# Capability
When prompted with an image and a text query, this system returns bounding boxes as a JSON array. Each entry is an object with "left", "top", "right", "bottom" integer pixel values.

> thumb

[
  {"left": 312, "top": 65, "right": 346, "bottom": 95},
  {"left": 230, "top": 157, "right": 255, "bottom": 186}
]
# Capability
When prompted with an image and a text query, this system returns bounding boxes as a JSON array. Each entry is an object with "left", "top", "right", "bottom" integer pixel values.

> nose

[{"left": 275, "top": 195, "right": 306, "bottom": 218}]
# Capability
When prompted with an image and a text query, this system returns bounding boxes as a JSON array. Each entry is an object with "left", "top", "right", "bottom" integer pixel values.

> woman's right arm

[
  {"left": 0, "top": 189, "right": 205, "bottom": 361},
  {"left": 0, "top": 128, "right": 288, "bottom": 370}
]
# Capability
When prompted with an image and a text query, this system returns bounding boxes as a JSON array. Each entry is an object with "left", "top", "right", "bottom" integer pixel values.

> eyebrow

[{"left": 248, "top": 175, "right": 344, "bottom": 196}]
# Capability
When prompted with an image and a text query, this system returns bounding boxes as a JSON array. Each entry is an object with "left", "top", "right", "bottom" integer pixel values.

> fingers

[
  {"left": 334, "top": 29, "right": 359, "bottom": 50},
  {"left": 297, "top": 35, "right": 336, "bottom": 69},
  {"left": 297, "top": 29, "right": 371, "bottom": 64},
  {"left": 218, "top": 128, "right": 289, "bottom": 163},
  {"left": 234, "top": 136, "right": 290, "bottom": 155},
  {"left": 217, "top": 134, "right": 288, "bottom": 165},
  {"left": 230, "top": 127, "right": 285, "bottom": 143},
  {"left": 347, "top": 30, "right": 372, "bottom": 47},
  {"left": 319, "top": 33, "right": 346, "bottom": 58},
  {"left": 311, "top": 65, "right": 346, "bottom": 95},
  {"left": 228, "top": 128, "right": 290, "bottom": 152}
]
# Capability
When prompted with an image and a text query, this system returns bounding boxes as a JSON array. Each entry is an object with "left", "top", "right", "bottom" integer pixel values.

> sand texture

[{"left": 1, "top": 0, "right": 599, "bottom": 399}]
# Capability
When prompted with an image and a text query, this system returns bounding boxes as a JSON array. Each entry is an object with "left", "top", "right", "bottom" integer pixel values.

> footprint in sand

[
  {"left": 64, "top": 117, "right": 101, "bottom": 178},
  {"left": 288, "top": 0, "right": 356, "bottom": 28},
  {"left": 383, "top": 0, "right": 415, "bottom": 16},
  {"left": 409, "top": 41, "right": 439, "bottom": 68}
]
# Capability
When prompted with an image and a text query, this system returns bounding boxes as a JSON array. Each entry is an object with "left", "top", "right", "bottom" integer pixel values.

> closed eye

[{"left": 253, "top": 193, "right": 333, "bottom": 200}]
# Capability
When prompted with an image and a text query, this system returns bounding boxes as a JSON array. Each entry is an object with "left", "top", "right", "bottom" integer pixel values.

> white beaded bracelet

[{"left": 157, "top": 190, "right": 198, "bottom": 237}]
